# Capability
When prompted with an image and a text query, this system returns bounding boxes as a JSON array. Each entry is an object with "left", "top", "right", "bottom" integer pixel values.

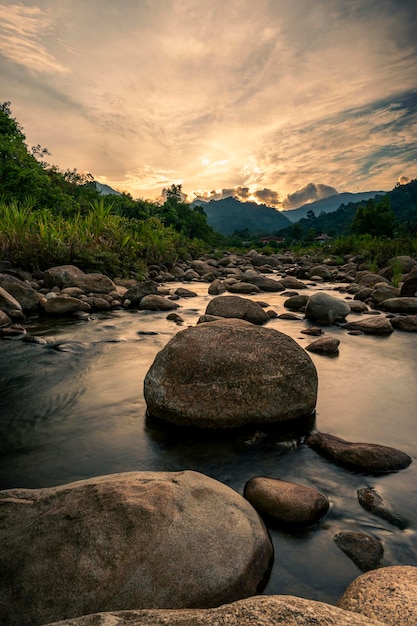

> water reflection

[{"left": 0, "top": 280, "right": 416, "bottom": 603}]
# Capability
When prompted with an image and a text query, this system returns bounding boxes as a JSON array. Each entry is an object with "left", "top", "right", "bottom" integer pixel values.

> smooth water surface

[{"left": 1, "top": 281, "right": 417, "bottom": 605}]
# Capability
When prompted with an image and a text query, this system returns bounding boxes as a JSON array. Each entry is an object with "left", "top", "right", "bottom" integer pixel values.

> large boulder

[
  {"left": 42, "top": 265, "right": 85, "bottom": 289},
  {"left": 42, "top": 296, "right": 91, "bottom": 315},
  {"left": 0, "top": 471, "right": 273, "bottom": 626},
  {"left": 241, "top": 275, "right": 285, "bottom": 292},
  {"left": 138, "top": 294, "right": 180, "bottom": 311},
  {"left": 338, "top": 565, "right": 417, "bottom": 625},
  {"left": 305, "top": 292, "right": 351, "bottom": 325},
  {"left": 0, "top": 285, "right": 23, "bottom": 315},
  {"left": 73, "top": 273, "right": 117, "bottom": 294},
  {"left": 124, "top": 280, "right": 159, "bottom": 305},
  {"left": 44, "top": 595, "right": 387, "bottom": 626},
  {"left": 381, "top": 297, "right": 417, "bottom": 314},
  {"left": 342, "top": 316, "right": 393, "bottom": 335},
  {"left": 205, "top": 295, "right": 269, "bottom": 325},
  {"left": 144, "top": 319, "right": 318, "bottom": 429}
]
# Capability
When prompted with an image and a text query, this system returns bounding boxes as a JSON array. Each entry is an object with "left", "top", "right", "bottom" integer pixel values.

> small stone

[{"left": 334, "top": 530, "right": 383, "bottom": 571}]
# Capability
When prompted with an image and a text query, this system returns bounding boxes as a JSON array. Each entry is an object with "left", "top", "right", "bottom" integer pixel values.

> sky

[{"left": 1, "top": 0, "right": 416, "bottom": 209}]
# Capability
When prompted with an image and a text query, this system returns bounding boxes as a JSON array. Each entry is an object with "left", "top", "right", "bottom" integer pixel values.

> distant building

[
  {"left": 260, "top": 236, "right": 285, "bottom": 245},
  {"left": 314, "top": 233, "right": 332, "bottom": 242}
]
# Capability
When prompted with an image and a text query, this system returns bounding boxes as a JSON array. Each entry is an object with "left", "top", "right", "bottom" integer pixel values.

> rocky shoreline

[{"left": 1, "top": 250, "right": 417, "bottom": 625}]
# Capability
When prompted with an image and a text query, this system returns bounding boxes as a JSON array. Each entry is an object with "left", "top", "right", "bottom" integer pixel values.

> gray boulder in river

[
  {"left": 305, "top": 292, "right": 351, "bottom": 325},
  {"left": 144, "top": 319, "right": 318, "bottom": 428},
  {"left": 0, "top": 470, "right": 273, "bottom": 626},
  {"left": 205, "top": 294, "right": 269, "bottom": 324}
]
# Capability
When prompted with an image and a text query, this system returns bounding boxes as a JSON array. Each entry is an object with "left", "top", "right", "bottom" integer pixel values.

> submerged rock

[
  {"left": 244, "top": 476, "right": 329, "bottom": 528},
  {"left": 0, "top": 471, "right": 273, "bottom": 626},
  {"left": 357, "top": 487, "right": 406, "bottom": 528},
  {"left": 306, "top": 432, "right": 412, "bottom": 473},
  {"left": 334, "top": 530, "right": 383, "bottom": 571},
  {"left": 144, "top": 319, "right": 318, "bottom": 429},
  {"left": 339, "top": 565, "right": 417, "bottom": 626}
]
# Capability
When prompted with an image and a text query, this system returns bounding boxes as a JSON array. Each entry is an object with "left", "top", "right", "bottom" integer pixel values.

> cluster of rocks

[
  {"left": 1, "top": 251, "right": 416, "bottom": 625},
  {"left": 1, "top": 251, "right": 417, "bottom": 339}
]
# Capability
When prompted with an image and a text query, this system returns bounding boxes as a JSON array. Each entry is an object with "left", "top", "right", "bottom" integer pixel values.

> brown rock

[
  {"left": 205, "top": 295, "right": 269, "bottom": 325},
  {"left": 390, "top": 314, "right": 417, "bottom": 331},
  {"left": 42, "top": 265, "right": 85, "bottom": 289},
  {"left": 44, "top": 594, "right": 386, "bottom": 626},
  {"left": 305, "top": 336, "right": 340, "bottom": 354},
  {"left": 357, "top": 487, "right": 406, "bottom": 528},
  {"left": 342, "top": 315, "right": 393, "bottom": 335},
  {"left": 244, "top": 476, "right": 329, "bottom": 528},
  {"left": 306, "top": 432, "right": 412, "bottom": 473},
  {"left": 138, "top": 294, "right": 180, "bottom": 311},
  {"left": 144, "top": 319, "right": 318, "bottom": 429},
  {"left": 338, "top": 565, "right": 417, "bottom": 625},
  {"left": 334, "top": 530, "right": 383, "bottom": 571},
  {"left": 0, "top": 471, "right": 273, "bottom": 626},
  {"left": 43, "top": 296, "right": 91, "bottom": 315}
]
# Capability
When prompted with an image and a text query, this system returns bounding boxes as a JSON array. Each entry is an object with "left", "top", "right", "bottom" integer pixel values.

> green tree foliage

[{"left": 351, "top": 196, "right": 397, "bottom": 237}]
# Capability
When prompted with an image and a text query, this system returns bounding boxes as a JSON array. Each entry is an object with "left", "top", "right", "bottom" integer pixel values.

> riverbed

[{"left": 1, "top": 280, "right": 416, "bottom": 605}]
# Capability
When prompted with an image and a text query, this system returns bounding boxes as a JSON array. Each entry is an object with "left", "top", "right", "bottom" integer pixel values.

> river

[{"left": 1, "top": 280, "right": 416, "bottom": 605}]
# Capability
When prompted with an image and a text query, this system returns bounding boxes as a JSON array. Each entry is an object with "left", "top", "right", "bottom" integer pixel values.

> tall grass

[{"left": 0, "top": 199, "right": 202, "bottom": 276}]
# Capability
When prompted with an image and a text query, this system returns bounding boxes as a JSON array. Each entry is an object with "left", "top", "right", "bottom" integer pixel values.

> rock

[
  {"left": 228, "top": 281, "right": 261, "bottom": 294},
  {"left": 348, "top": 300, "right": 369, "bottom": 313},
  {"left": 0, "top": 471, "right": 273, "bottom": 626},
  {"left": 0, "top": 309, "right": 12, "bottom": 326},
  {"left": 244, "top": 477, "right": 329, "bottom": 528},
  {"left": 170, "top": 265, "right": 186, "bottom": 279},
  {"left": 370, "top": 285, "right": 400, "bottom": 305},
  {"left": 354, "top": 287, "right": 374, "bottom": 302},
  {"left": 190, "top": 259, "right": 216, "bottom": 276},
  {"left": 0, "top": 286, "right": 23, "bottom": 315},
  {"left": 357, "top": 487, "right": 406, "bottom": 528},
  {"left": 0, "top": 324, "right": 27, "bottom": 338},
  {"left": 338, "top": 565, "right": 417, "bottom": 625},
  {"left": 43, "top": 296, "right": 91, "bottom": 315},
  {"left": 241, "top": 275, "right": 285, "bottom": 291},
  {"left": 83, "top": 296, "right": 112, "bottom": 311},
  {"left": 280, "top": 276, "right": 307, "bottom": 289},
  {"left": 74, "top": 273, "right": 117, "bottom": 294},
  {"left": 43, "top": 594, "right": 386, "bottom": 626},
  {"left": 250, "top": 254, "right": 281, "bottom": 268},
  {"left": 166, "top": 312, "right": 184, "bottom": 324},
  {"left": 300, "top": 326, "right": 323, "bottom": 336},
  {"left": 284, "top": 294, "right": 309, "bottom": 310},
  {"left": 390, "top": 314, "right": 417, "bottom": 331},
  {"left": 342, "top": 316, "right": 393, "bottom": 335},
  {"left": 358, "top": 273, "right": 389, "bottom": 287},
  {"left": 306, "top": 432, "right": 412, "bottom": 473},
  {"left": 184, "top": 268, "right": 200, "bottom": 280},
  {"left": 42, "top": 264, "right": 85, "bottom": 288},
  {"left": 124, "top": 280, "right": 159, "bottom": 305},
  {"left": 144, "top": 319, "right": 318, "bottom": 428},
  {"left": 308, "top": 265, "right": 332, "bottom": 280},
  {"left": 174, "top": 287, "right": 198, "bottom": 298},
  {"left": 138, "top": 294, "right": 180, "bottom": 311},
  {"left": 400, "top": 276, "right": 417, "bottom": 296},
  {"left": 208, "top": 278, "right": 226, "bottom": 295},
  {"left": 305, "top": 292, "right": 351, "bottom": 325},
  {"left": 334, "top": 531, "right": 383, "bottom": 571},
  {"left": 382, "top": 297, "right": 417, "bottom": 314},
  {"left": 61, "top": 287, "right": 86, "bottom": 297},
  {"left": 306, "top": 336, "right": 340, "bottom": 354},
  {"left": 205, "top": 295, "right": 269, "bottom": 325},
  {"left": 0, "top": 273, "right": 41, "bottom": 313},
  {"left": 388, "top": 255, "right": 417, "bottom": 274},
  {"left": 277, "top": 312, "right": 302, "bottom": 320}
]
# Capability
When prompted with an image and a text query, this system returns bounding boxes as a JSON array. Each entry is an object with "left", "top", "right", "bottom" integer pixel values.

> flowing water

[{"left": 1, "top": 280, "right": 417, "bottom": 605}]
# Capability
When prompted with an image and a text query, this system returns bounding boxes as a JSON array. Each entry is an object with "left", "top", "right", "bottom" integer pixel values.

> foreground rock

[
  {"left": 339, "top": 565, "right": 417, "bottom": 625},
  {"left": 306, "top": 432, "right": 412, "bottom": 473},
  {"left": 0, "top": 471, "right": 273, "bottom": 626},
  {"left": 305, "top": 292, "right": 351, "bottom": 325},
  {"left": 45, "top": 594, "right": 386, "bottom": 626},
  {"left": 334, "top": 530, "right": 383, "bottom": 571},
  {"left": 144, "top": 319, "right": 318, "bottom": 428},
  {"left": 244, "top": 477, "right": 329, "bottom": 528},
  {"left": 205, "top": 295, "right": 269, "bottom": 324}
]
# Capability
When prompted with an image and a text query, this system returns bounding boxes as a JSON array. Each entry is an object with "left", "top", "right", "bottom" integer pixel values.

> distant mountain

[
  {"left": 192, "top": 196, "right": 291, "bottom": 235},
  {"left": 281, "top": 191, "right": 386, "bottom": 222},
  {"left": 94, "top": 181, "right": 122, "bottom": 196}
]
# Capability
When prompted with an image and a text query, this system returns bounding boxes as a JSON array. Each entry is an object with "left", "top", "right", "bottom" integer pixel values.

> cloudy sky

[{"left": 1, "top": 0, "right": 416, "bottom": 209}]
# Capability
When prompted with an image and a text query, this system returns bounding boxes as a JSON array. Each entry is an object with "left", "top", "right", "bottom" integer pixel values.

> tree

[{"left": 351, "top": 196, "right": 397, "bottom": 237}]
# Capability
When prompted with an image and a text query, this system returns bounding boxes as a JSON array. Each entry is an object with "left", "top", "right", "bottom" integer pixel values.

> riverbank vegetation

[{"left": 1, "top": 101, "right": 416, "bottom": 277}]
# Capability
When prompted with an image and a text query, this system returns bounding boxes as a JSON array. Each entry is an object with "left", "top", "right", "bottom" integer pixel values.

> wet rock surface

[
  {"left": 306, "top": 432, "right": 412, "bottom": 473},
  {"left": 144, "top": 319, "right": 318, "bottom": 428},
  {"left": 0, "top": 471, "right": 273, "bottom": 626},
  {"left": 334, "top": 530, "right": 384, "bottom": 571}
]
